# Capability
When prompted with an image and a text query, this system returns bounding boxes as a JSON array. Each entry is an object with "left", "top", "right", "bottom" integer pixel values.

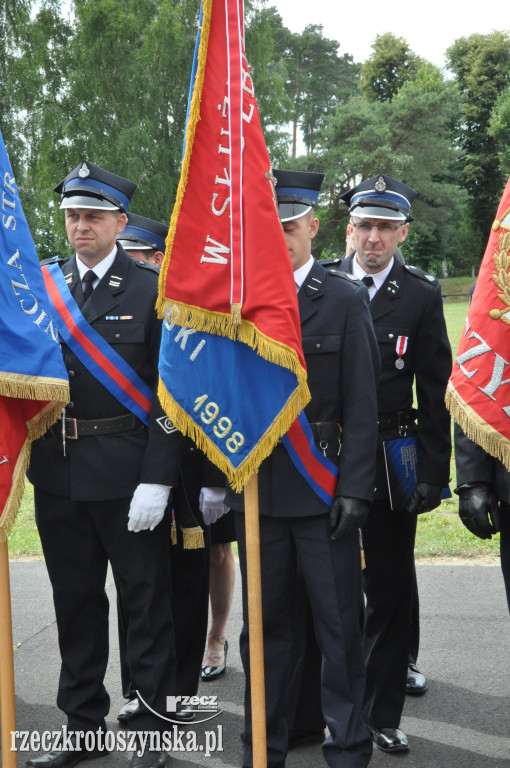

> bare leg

[{"left": 203, "top": 541, "right": 235, "bottom": 666}]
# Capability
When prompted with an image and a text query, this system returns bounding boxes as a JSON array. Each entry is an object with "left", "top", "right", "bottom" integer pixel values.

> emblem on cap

[
  {"left": 374, "top": 174, "right": 386, "bottom": 193},
  {"left": 78, "top": 162, "right": 90, "bottom": 179}
]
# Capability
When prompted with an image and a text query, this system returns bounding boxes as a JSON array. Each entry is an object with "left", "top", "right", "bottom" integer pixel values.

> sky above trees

[{"left": 270, "top": 0, "right": 509, "bottom": 69}]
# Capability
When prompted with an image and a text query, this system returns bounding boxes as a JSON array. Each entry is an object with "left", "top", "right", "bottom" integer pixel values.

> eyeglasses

[{"left": 352, "top": 222, "right": 403, "bottom": 233}]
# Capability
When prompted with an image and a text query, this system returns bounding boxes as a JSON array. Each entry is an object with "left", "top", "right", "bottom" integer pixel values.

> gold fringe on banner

[
  {"left": 162, "top": 300, "right": 311, "bottom": 386},
  {"left": 158, "top": 367, "right": 310, "bottom": 493},
  {"left": 445, "top": 382, "right": 510, "bottom": 472},
  {"left": 171, "top": 520, "right": 177, "bottom": 546},
  {"left": 0, "top": 394, "right": 69, "bottom": 543}
]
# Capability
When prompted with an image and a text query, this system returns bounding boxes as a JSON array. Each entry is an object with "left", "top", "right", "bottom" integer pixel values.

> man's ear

[{"left": 309, "top": 216, "right": 320, "bottom": 240}]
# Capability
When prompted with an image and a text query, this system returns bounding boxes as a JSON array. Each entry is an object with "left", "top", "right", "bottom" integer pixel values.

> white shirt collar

[
  {"left": 351, "top": 255, "right": 394, "bottom": 299},
  {"left": 294, "top": 255, "right": 315, "bottom": 291},
  {"left": 76, "top": 245, "right": 118, "bottom": 286}
]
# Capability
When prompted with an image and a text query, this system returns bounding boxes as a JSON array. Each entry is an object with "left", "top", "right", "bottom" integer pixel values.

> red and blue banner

[
  {"left": 0, "top": 130, "right": 69, "bottom": 541},
  {"left": 446, "top": 175, "right": 510, "bottom": 469},
  {"left": 157, "top": 0, "right": 311, "bottom": 491}
]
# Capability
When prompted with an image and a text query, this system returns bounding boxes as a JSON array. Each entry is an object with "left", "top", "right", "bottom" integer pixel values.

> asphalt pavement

[{"left": 4, "top": 559, "right": 510, "bottom": 768}]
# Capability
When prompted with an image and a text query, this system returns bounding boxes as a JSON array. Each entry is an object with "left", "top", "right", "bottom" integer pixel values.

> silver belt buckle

[{"left": 65, "top": 417, "right": 79, "bottom": 439}]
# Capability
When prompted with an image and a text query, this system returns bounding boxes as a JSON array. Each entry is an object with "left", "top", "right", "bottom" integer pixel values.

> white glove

[
  {"left": 199, "top": 487, "right": 228, "bottom": 525},
  {"left": 127, "top": 483, "right": 171, "bottom": 532}
]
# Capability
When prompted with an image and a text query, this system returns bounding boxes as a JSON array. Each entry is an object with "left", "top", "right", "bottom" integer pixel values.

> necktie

[
  {"left": 362, "top": 275, "right": 374, "bottom": 288},
  {"left": 82, "top": 270, "right": 96, "bottom": 301}
]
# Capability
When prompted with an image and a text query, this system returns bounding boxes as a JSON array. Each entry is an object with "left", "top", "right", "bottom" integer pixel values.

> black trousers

[
  {"left": 118, "top": 464, "right": 211, "bottom": 701},
  {"left": 235, "top": 511, "right": 372, "bottom": 768},
  {"left": 499, "top": 501, "right": 510, "bottom": 612},
  {"left": 362, "top": 499, "right": 417, "bottom": 729},
  {"left": 35, "top": 488, "right": 176, "bottom": 737}
]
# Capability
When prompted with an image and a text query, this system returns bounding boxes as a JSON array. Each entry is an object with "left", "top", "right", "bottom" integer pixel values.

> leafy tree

[
  {"left": 360, "top": 33, "right": 424, "bottom": 102},
  {"left": 489, "top": 88, "right": 510, "bottom": 177},
  {"left": 244, "top": 1, "right": 293, "bottom": 164},
  {"left": 447, "top": 32, "right": 510, "bottom": 243},
  {"left": 0, "top": 0, "right": 33, "bottom": 173},
  {"left": 315, "top": 72, "right": 466, "bottom": 273},
  {"left": 270, "top": 20, "right": 359, "bottom": 157}
]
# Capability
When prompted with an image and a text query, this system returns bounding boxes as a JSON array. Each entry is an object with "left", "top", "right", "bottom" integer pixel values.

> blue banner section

[
  {"left": 0, "top": 130, "right": 68, "bottom": 384},
  {"left": 159, "top": 318, "right": 299, "bottom": 470}
]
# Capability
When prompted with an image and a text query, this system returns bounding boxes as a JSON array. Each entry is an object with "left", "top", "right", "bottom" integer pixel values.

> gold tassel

[
  {"left": 171, "top": 520, "right": 177, "bottom": 546},
  {"left": 359, "top": 529, "right": 366, "bottom": 571},
  {"left": 182, "top": 526, "right": 205, "bottom": 550},
  {"left": 230, "top": 302, "right": 242, "bottom": 326}
]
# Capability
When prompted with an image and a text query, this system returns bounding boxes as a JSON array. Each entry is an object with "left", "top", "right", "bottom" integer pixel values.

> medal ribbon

[{"left": 396, "top": 335, "right": 408, "bottom": 356}]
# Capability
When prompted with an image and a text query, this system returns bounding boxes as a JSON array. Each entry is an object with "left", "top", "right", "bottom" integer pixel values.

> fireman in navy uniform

[
  {"left": 27, "top": 161, "right": 176, "bottom": 768},
  {"left": 112, "top": 213, "right": 226, "bottom": 724},
  {"left": 226, "top": 170, "right": 380, "bottom": 768},
  {"left": 337, "top": 174, "right": 452, "bottom": 754},
  {"left": 117, "top": 211, "right": 167, "bottom": 266}
]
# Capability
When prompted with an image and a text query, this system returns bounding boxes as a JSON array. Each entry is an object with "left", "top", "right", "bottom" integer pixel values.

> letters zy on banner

[
  {"left": 157, "top": 0, "right": 310, "bottom": 491},
  {"left": 447, "top": 175, "right": 510, "bottom": 470},
  {"left": 0, "top": 130, "right": 69, "bottom": 540}
]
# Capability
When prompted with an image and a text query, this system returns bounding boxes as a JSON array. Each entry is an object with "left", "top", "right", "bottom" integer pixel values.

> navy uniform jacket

[
  {"left": 28, "top": 245, "right": 169, "bottom": 501},
  {"left": 339, "top": 254, "right": 452, "bottom": 500},
  {"left": 226, "top": 259, "right": 380, "bottom": 517}
]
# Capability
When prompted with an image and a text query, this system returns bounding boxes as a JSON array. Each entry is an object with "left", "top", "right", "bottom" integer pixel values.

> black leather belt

[
  {"left": 377, "top": 408, "right": 417, "bottom": 432},
  {"left": 60, "top": 413, "right": 140, "bottom": 439},
  {"left": 309, "top": 421, "right": 342, "bottom": 441}
]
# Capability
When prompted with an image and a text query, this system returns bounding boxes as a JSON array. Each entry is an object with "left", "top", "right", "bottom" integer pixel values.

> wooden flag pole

[
  {"left": 244, "top": 473, "right": 267, "bottom": 768},
  {"left": 0, "top": 538, "right": 17, "bottom": 768}
]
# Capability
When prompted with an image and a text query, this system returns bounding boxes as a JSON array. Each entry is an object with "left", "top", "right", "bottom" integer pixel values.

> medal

[{"left": 395, "top": 335, "right": 408, "bottom": 369}]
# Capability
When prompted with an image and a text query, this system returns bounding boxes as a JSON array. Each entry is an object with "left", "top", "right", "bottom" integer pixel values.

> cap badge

[
  {"left": 78, "top": 162, "right": 90, "bottom": 179},
  {"left": 375, "top": 175, "right": 386, "bottom": 193}
]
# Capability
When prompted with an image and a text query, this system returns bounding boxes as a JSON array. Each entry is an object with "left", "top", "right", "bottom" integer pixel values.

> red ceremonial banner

[
  {"left": 446, "top": 175, "right": 510, "bottom": 470},
  {"left": 156, "top": 0, "right": 310, "bottom": 489},
  {"left": 158, "top": 0, "right": 306, "bottom": 370}
]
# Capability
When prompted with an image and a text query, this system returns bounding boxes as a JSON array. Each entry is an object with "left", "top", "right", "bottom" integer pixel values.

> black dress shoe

[
  {"left": 26, "top": 747, "right": 108, "bottom": 768},
  {"left": 171, "top": 707, "right": 195, "bottom": 722},
  {"left": 201, "top": 639, "right": 228, "bottom": 682},
  {"left": 118, "top": 697, "right": 140, "bottom": 722},
  {"left": 406, "top": 662, "right": 428, "bottom": 695},
  {"left": 129, "top": 749, "right": 167, "bottom": 768},
  {"left": 371, "top": 727, "right": 409, "bottom": 754},
  {"left": 288, "top": 730, "right": 325, "bottom": 749}
]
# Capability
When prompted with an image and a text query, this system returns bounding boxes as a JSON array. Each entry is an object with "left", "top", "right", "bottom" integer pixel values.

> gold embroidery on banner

[{"left": 490, "top": 208, "right": 510, "bottom": 324}]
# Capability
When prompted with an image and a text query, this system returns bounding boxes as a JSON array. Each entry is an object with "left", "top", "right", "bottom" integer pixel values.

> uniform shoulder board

[
  {"left": 404, "top": 264, "right": 438, "bottom": 285},
  {"left": 320, "top": 256, "right": 342, "bottom": 268},
  {"left": 134, "top": 261, "right": 160, "bottom": 275},
  {"left": 327, "top": 268, "right": 363, "bottom": 287},
  {"left": 40, "top": 255, "right": 64, "bottom": 266}
]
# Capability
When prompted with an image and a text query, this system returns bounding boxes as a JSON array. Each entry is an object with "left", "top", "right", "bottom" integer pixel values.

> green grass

[
  {"left": 7, "top": 280, "right": 499, "bottom": 562},
  {"left": 7, "top": 483, "right": 42, "bottom": 560}
]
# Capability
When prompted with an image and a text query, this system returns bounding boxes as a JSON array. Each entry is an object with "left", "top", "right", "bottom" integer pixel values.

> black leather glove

[
  {"left": 457, "top": 484, "right": 500, "bottom": 540},
  {"left": 405, "top": 482, "right": 442, "bottom": 515},
  {"left": 330, "top": 496, "right": 370, "bottom": 540}
]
